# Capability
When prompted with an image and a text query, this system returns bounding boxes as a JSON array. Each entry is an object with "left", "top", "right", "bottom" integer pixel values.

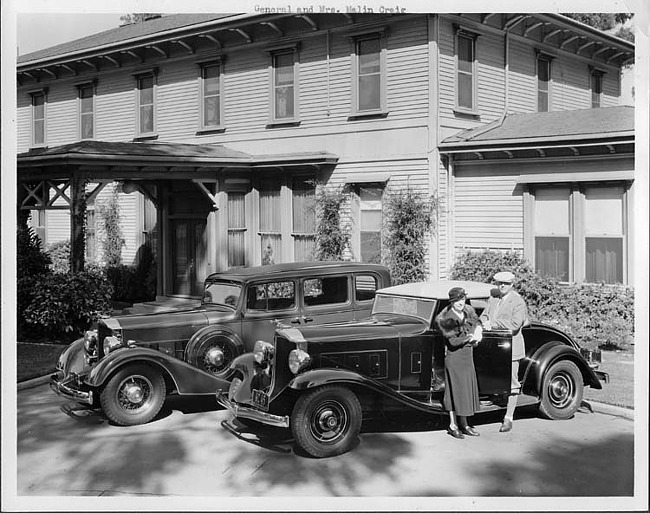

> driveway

[{"left": 9, "top": 381, "right": 639, "bottom": 509}]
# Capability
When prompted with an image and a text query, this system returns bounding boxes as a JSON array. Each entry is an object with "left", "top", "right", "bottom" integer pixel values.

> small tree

[
  {"left": 314, "top": 184, "right": 349, "bottom": 261},
  {"left": 383, "top": 186, "right": 438, "bottom": 285},
  {"left": 97, "top": 187, "right": 124, "bottom": 267}
]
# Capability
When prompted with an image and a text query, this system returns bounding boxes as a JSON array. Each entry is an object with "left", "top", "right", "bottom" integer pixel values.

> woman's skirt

[{"left": 443, "top": 346, "right": 480, "bottom": 416}]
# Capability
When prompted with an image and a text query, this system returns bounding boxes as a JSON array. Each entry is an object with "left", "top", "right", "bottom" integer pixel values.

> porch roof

[
  {"left": 439, "top": 106, "right": 634, "bottom": 154},
  {"left": 17, "top": 140, "right": 338, "bottom": 171}
]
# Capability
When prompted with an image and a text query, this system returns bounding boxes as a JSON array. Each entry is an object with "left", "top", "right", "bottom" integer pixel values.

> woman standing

[{"left": 435, "top": 286, "right": 482, "bottom": 439}]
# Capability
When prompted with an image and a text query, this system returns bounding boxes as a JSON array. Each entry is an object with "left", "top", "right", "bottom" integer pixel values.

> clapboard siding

[
  {"left": 453, "top": 166, "right": 524, "bottom": 252},
  {"left": 45, "top": 210, "right": 70, "bottom": 246}
]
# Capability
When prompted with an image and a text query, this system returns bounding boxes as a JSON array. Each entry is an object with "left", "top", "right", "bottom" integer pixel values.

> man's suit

[{"left": 480, "top": 289, "right": 529, "bottom": 361}]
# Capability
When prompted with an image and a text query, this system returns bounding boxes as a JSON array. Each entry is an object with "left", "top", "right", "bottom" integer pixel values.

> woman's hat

[{"left": 448, "top": 287, "right": 467, "bottom": 302}]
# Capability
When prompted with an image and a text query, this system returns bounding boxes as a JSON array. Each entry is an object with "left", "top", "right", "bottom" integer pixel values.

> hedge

[{"left": 450, "top": 249, "right": 634, "bottom": 351}]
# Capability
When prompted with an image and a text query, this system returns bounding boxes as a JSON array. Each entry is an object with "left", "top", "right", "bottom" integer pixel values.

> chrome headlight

[
  {"left": 288, "top": 349, "right": 311, "bottom": 375},
  {"left": 83, "top": 330, "right": 98, "bottom": 356},
  {"left": 103, "top": 336, "right": 123, "bottom": 355},
  {"left": 253, "top": 340, "right": 275, "bottom": 364}
]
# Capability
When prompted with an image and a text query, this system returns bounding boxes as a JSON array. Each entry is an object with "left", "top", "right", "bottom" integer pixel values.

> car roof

[
  {"left": 206, "top": 261, "right": 389, "bottom": 281},
  {"left": 377, "top": 280, "right": 495, "bottom": 300}
]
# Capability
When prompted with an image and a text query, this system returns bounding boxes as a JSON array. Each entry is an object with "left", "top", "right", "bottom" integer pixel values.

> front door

[
  {"left": 473, "top": 331, "right": 513, "bottom": 395},
  {"left": 171, "top": 219, "right": 207, "bottom": 296}
]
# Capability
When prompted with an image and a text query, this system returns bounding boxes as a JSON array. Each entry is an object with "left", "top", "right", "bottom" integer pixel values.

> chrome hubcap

[
  {"left": 318, "top": 410, "right": 339, "bottom": 431},
  {"left": 205, "top": 347, "right": 224, "bottom": 366},
  {"left": 549, "top": 372, "right": 574, "bottom": 408},
  {"left": 123, "top": 382, "right": 144, "bottom": 404},
  {"left": 117, "top": 375, "right": 153, "bottom": 412},
  {"left": 309, "top": 400, "right": 348, "bottom": 443}
]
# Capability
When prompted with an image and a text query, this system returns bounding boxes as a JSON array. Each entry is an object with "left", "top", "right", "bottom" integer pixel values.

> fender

[
  {"left": 523, "top": 341, "right": 602, "bottom": 395},
  {"left": 184, "top": 325, "right": 245, "bottom": 359},
  {"left": 289, "top": 368, "right": 447, "bottom": 415},
  {"left": 86, "top": 346, "right": 231, "bottom": 395}
]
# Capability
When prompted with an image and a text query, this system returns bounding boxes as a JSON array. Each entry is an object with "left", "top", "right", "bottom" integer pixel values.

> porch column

[{"left": 70, "top": 174, "right": 87, "bottom": 273}]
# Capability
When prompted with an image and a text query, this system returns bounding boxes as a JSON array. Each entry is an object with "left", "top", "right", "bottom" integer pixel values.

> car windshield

[
  {"left": 202, "top": 280, "right": 242, "bottom": 309},
  {"left": 371, "top": 294, "right": 437, "bottom": 324}
]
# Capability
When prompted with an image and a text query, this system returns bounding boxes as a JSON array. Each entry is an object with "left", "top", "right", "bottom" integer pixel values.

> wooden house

[{"left": 16, "top": 13, "right": 635, "bottom": 301}]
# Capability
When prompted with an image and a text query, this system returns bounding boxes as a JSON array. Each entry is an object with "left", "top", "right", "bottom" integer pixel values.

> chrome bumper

[
  {"left": 50, "top": 374, "right": 94, "bottom": 406},
  {"left": 216, "top": 391, "right": 290, "bottom": 429}
]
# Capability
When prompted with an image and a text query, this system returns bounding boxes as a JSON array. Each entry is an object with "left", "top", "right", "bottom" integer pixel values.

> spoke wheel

[
  {"left": 539, "top": 360, "right": 583, "bottom": 420},
  {"left": 291, "top": 386, "right": 362, "bottom": 458},
  {"left": 100, "top": 364, "right": 166, "bottom": 426},
  {"left": 188, "top": 334, "right": 239, "bottom": 379}
]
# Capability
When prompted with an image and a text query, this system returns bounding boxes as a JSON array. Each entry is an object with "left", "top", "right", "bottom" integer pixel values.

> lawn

[
  {"left": 16, "top": 342, "right": 635, "bottom": 410},
  {"left": 17, "top": 342, "right": 67, "bottom": 382}
]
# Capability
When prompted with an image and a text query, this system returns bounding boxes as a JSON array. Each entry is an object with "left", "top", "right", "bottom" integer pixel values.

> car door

[
  {"left": 473, "top": 330, "right": 513, "bottom": 395},
  {"left": 241, "top": 279, "right": 300, "bottom": 347}
]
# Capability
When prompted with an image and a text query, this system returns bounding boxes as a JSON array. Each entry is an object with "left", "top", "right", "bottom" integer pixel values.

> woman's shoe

[
  {"left": 447, "top": 428, "right": 465, "bottom": 439},
  {"left": 461, "top": 426, "right": 480, "bottom": 437}
]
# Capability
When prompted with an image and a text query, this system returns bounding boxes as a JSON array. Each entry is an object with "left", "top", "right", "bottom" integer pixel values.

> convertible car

[{"left": 217, "top": 280, "right": 608, "bottom": 458}]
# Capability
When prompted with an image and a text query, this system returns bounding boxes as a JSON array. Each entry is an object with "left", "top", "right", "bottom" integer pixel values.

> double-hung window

[
  {"left": 259, "top": 179, "right": 283, "bottom": 264},
  {"left": 534, "top": 188, "right": 570, "bottom": 281},
  {"left": 585, "top": 186, "right": 624, "bottom": 283},
  {"left": 590, "top": 67, "right": 604, "bottom": 108},
  {"left": 199, "top": 61, "right": 223, "bottom": 129},
  {"left": 359, "top": 184, "right": 384, "bottom": 264},
  {"left": 135, "top": 70, "right": 157, "bottom": 137},
  {"left": 536, "top": 52, "right": 553, "bottom": 112},
  {"left": 270, "top": 49, "right": 298, "bottom": 122},
  {"left": 291, "top": 178, "right": 316, "bottom": 261},
  {"left": 351, "top": 32, "right": 386, "bottom": 115},
  {"left": 30, "top": 89, "right": 47, "bottom": 147},
  {"left": 77, "top": 81, "right": 96, "bottom": 140},
  {"left": 455, "top": 28, "right": 478, "bottom": 113},
  {"left": 227, "top": 191, "right": 247, "bottom": 268}
]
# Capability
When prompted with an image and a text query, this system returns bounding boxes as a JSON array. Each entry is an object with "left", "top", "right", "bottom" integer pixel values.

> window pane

[
  {"left": 292, "top": 179, "right": 315, "bottom": 234},
  {"left": 259, "top": 182, "right": 281, "bottom": 232},
  {"left": 34, "top": 120, "right": 45, "bottom": 145},
  {"left": 535, "top": 188, "right": 569, "bottom": 234},
  {"left": 304, "top": 276, "right": 349, "bottom": 306},
  {"left": 140, "top": 105, "right": 154, "bottom": 133},
  {"left": 355, "top": 274, "right": 378, "bottom": 302},
  {"left": 359, "top": 75, "right": 380, "bottom": 111},
  {"left": 275, "top": 86, "right": 294, "bottom": 119},
  {"left": 458, "top": 73, "right": 473, "bottom": 109},
  {"left": 203, "top": 66, "right": 220, "bottom": 95},
  {"left": 457, "top": 36, "right": 473, "bottom": 72},
  {"left": 204, "top": 96, "right": 220, "bottom": 126},
  {"left": 535, "top": 236, "right": 569, "bottom": 281},
  {"left": 228, "top": 192, "right": 246, "bottom": 267},
  {"left": 274, "top": 53, "right": 294, "bottom": 85},
  {"left": 358, "top": 39, "right": 380, "bottom": 74},
  {"left": 81, "top": 113, "right": 93, "bottom": 139},
  {"left": 586, "top": 238, "right": 623, "bottom": 283},
  {"left": 247, "top": 281, "right": 295, "bottom": 311},
  {"left": 538, "top": 59, "right": 549, "bottom": 83},
  {"left": 585, "top": 186, "right": 623, "bottom": 235},
  {"left": 360, "top": 210, "right": 382, "bottom": 231},
  {"left": 139, "top": 77, "right": 153, "bottom": 104}
]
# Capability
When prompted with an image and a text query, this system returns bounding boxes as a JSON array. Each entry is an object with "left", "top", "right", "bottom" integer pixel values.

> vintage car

[
  {"left": 50, "top": 261, "right": 391, "bottom": 426},
  {"left": 217, "top": 280, "right": 608, "bottom": 458}
]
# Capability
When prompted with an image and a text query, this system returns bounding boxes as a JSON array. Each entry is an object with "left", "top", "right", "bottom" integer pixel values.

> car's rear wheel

[
  {"left": 100, "top": 364, "right": 166, "bottom": 426},
  {"left": 291, "top": 385, "right": 362, "bottom": 458},
  {"left": 539, "top": 360, "right": 583, "bottom": 420},
  {"left": 187, "top": 333, "right": 239, "bottom": 379}
]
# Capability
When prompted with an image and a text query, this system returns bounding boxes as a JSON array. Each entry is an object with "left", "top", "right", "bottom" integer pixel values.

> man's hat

[
  {"left": 493, "top": 271, "right": 515, "bottom": 283},
  {"left": 448, "top": 287, "right": 467, "bottom": 302}
]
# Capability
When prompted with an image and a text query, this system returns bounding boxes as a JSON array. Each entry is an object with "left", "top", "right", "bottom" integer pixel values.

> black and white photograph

[{"left": 1, "top": 0, "right": 648, "bottom": 511}]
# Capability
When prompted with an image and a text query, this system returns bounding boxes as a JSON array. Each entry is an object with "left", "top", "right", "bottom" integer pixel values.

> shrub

[
  {"left": 47, "top": 240, "right": 71, "bottom": 273},
  {"left": 104, "top": 243, "right": 157, "bottom": 303},
  {"left": 383, "top": 186, "right": 438, "bottom": 285},
  {"left": 22, "top": 270, "right": 113, "bottom": 340},
  {"left": 17, "top": 226, "right": 52, "bottom": 337},
  {"left": 450, "top": 249, "right": 634, "bottom": 351},
  {"left": 314, "top": 184, "right": 349, "bottom": 261}
]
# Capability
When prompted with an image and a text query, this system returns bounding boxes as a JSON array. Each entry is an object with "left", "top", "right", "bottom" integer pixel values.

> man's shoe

[
  {"left": 447, "top": 428, "right": 465, "bottom": 439},
  {"left": 499, "top": 419, "right": 513, "bottom": 432},
  {"left": 461, "top": 426, "right": 480, "bottom": 437}
]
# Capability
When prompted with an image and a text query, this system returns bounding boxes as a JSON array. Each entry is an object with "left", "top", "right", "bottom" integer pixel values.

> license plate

[{"left": 252, "top": 389, "right": 269, "bottom": 410}]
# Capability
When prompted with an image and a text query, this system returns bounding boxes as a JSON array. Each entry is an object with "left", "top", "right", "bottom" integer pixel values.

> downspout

[
  {"left": 504, "top": 29, "right": 510, "bottom": 112},
  {"left": 326, "top": 30, "right": 331, "bottom": 117}
]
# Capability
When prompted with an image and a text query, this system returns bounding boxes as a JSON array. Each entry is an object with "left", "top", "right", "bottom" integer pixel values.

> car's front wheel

[
  {"left": 539, "top": 360, "right": 583, "bottom": 420},
  {"left": 291, "top": 385, "right": 362, "bottom": 458},
  {"left": 100, "top": 364, "right": 166, "bottom": 426}
]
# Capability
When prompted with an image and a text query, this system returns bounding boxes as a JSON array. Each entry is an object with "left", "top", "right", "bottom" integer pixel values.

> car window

[
  {"left": 354, "top": 274, "right": 379, "bottom": 302},
  {"left": 202, "top": 280, "right": 242, "bottom": 308},
  {"left": 304, "top": 276, "right": 349, "bottom": 307},
  {"left": 372, "top": 294, "right": 437, "bottom": 323},
  {"left": 247, "top": 281, "right": 296, "bottom": 311}
]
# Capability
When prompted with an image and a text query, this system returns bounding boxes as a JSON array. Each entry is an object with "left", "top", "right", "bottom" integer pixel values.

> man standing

[{"left": 480, "top": 270, "right": 529, "bottom": 432}]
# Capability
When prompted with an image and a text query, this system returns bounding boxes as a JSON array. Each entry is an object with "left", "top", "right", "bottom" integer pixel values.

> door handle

[
  {"left": 497, "top": 341, "right": 511, "bottom": 348},
  {"left": 290, "top": 317, "right": 301, "bottom": 324},
  {"left": 303, "top": 316, "right": 314, "bottom": 323}
]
